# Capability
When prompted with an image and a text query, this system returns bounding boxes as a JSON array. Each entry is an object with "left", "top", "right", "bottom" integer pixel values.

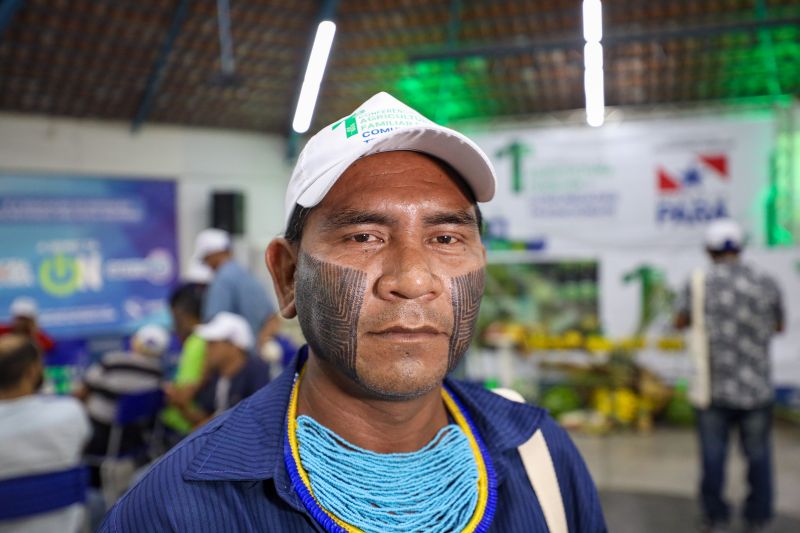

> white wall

[{"left": 0, "top": 112, "right": 292, "bottom": 288}]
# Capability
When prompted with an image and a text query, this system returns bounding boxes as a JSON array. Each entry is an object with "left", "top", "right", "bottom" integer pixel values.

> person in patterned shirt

[{"left": 675, "top": 218, "right": 784, "bottom": 533}]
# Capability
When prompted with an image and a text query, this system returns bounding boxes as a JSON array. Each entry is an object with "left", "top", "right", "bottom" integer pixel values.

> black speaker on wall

[{"left": 211, "top": 191, "right": 245, "bottom": 236}]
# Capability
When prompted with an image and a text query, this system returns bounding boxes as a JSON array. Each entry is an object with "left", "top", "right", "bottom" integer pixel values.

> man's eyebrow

[
  {"left": 320, "top": 209, "right": 397, "bottom": 231},
  {"left": 423, "top": 210, "right": 478, "bottom": 227}
]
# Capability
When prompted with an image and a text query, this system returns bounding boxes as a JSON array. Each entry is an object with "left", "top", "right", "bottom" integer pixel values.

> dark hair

[
  {"left": 0, "top": 335, "right": 40, "bottom": 391},
  {"left": 708, "top": 248, "right": 741, "bottom": 260},
  {"left": 284, "top": 156, "right": 484, "bottom": 243},
  {"left": 169, "top": 283, "right": 205, "bottom": 319},
  {"left": 285, "top": 204, "right": 313, "bottom": 244}
]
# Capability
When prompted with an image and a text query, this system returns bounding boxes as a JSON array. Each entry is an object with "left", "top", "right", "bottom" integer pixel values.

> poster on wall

[
  {"left": 472, "top": 114, "right": 775, "bottom": 253},
  {"left": 0, "top": 175, "right": 178, "bottom": 338}
]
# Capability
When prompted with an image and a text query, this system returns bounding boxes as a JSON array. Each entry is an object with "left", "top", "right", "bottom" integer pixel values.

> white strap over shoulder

[
  {"left": 688, "top": 268, "right": 711, "bottom": 408},
  {"left": 493, "top": 388, "right": 568, "bottom": 533}
]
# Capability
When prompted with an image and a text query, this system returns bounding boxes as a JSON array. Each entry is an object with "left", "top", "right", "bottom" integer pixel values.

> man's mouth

[{"left": 368, "top": 325, "right": 447, "bottom": 342}]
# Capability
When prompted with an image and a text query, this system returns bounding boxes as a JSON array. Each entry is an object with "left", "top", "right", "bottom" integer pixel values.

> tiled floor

[{"left": 571, "top": 424, "right": 800, "bottom": 531}]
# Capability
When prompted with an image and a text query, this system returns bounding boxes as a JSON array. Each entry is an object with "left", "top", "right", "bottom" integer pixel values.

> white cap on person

[
  {"left": 284, "top": 91, "right": 497, "bottom": 228},
  {"left": 132, "top": 324, "right": 170, "bottom": 357},
  {"left": 196, "top": 312, "right": 254, "bottom": 351},
  {"left": 193, "top": 228, "right": 230, "bottom": 262},
  {"left": 705, "top": 218, "right": 744, "bottom": 252},
  {"left": 10, "top": 297, "right": 38, "bottom": 319}
]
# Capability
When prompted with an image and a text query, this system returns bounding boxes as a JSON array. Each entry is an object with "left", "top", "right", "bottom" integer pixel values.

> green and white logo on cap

[
  {"left": 331, "top": 109, "right": 365, "bottom": 138},
  {"left": 331, "top": 93, "right": 432, "bottom": 144}
]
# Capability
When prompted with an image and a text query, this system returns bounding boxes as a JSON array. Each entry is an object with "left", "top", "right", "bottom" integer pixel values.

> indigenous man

[{"left": 100, "top": 92, "right": 606, "bottom": 532}]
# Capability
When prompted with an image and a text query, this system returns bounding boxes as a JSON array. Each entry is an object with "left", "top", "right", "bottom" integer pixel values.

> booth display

[{"left": 463, "top": 112, "right": 800, "bottom": 430}]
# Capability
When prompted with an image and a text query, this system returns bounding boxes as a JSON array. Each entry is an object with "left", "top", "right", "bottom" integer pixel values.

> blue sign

[{"left": 0, "top": 175, "right": 178, "bottom": 338}]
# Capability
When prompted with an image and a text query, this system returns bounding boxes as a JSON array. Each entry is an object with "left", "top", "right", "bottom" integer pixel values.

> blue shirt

[
  {"left": 204, "top": 260, "right": 275, "bottom": 337},
  {"left": 195, "top": 356, "right": 271, "bottom": 415},
  {"left": 100, "top": 348, "right": 606, "bottom": 532}
]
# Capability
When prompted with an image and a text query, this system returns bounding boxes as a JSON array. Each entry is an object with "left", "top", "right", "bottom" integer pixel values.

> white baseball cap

[
  {"left": 196, "top": 312, "right": 254, "bottom": 351},
  {"left": 705, "top": 219, "right": 744, "bottom": 252},
  {"left": 284, "top": 91, "right": 497, "bottom": 228},
  {"left": 10, "top": 297, "right": 38, "bottom": 319},
  {"left": 193, "top": 228, "right": 230, "bottom": 261},
  {"left": 132, "top": 324, "right": 170, "bottom": 357}
]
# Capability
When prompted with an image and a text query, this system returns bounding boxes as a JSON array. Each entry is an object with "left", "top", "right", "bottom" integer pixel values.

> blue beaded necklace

[{"left": 284, "top": 367, "right": 497, "bottom": 533}]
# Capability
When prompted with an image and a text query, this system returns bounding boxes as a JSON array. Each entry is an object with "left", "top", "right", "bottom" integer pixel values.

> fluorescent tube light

[
  {"left": 584, "top": 65, "right": 605, "bottom": 127},
  {"left": 583, "top": 1, "right": 603, "bottom": 127},
  {"left": 584, "top": 41, "right": 603, "bottom": 70},
  {"left": 582, "top": 0, "right": 602, "bottom": 42},
  {"left": 292, "top": 20, "right": 337, "bottom": 134}
]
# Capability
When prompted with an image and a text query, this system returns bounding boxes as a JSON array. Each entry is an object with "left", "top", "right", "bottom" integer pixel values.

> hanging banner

[
  {"left": 472, "top": 114, "right": 774, "bottom": 253},
  {"left": 0, "top": 175, "right": 178, "bottom": 338}
]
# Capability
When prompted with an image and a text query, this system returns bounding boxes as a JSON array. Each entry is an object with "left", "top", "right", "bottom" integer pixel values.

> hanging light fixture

[
  {"left": 292, "top": 20, "right": 337, "bottom": 134},
  {"left": 582, "top": 0, "right": 604, "bottom": 127}
]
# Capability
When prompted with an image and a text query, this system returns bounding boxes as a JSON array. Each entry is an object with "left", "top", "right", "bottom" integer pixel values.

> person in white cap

[
  {"left": 79, "top": 324, "right": 170, "bottom": 488},
  {"left": 0, "top": 297, "right": 55, "bottom": 354},
  {"left": 101, "top": 92, "right": 605, "bottom": 533},
  {"left": 675, "top": 218, "right": 784, "bottom": 532},
  {"left": 167, "top": 312, "right": 269, "bottom": 429},
  {"left": 193, "top": 228, "right": 280, "bottom": 352}
]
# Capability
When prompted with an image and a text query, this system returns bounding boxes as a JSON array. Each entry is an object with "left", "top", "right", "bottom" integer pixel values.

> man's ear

[{"left": 266, "top": 238, "right": 298, "bottom": 318}]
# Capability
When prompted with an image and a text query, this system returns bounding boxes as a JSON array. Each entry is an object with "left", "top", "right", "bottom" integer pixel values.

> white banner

[
  {"left": 600, "top": 248, "right": 800, "bottom": 386},
  {"left": 473, "top": 115, "right": 775, "bottom": 253}
]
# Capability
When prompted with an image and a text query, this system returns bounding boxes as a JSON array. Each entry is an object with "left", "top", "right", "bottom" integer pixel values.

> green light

[
  {"left": 768, "top": 128, "right": 800, "bottom": 246},
  {"left": 395, "top": 59, "right": 490, "bottom": 124}
]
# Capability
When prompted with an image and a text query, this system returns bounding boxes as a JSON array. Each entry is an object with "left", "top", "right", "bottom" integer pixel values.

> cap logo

[
  {"left": 331, "top": 106, "right": 430, "bottom": 144},
  {"left": 332, "top": 109, "right": 365, "bottom": 139}
]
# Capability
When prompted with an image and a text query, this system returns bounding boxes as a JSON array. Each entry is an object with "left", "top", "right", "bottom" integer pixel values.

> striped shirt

[
  {"left": 100, "top": 347, "right": 606, "bottom": 532},
  {"left": 84, "top": 351, "right": 163, "bottom": 424}
]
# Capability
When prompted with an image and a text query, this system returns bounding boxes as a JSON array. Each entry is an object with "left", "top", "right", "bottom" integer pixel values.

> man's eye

[
  {"left": 352, "top": 234, "right": 373, "bottom": 243},
  {"left": 435, "top": 235, "right": 458, "bottom": 244}
]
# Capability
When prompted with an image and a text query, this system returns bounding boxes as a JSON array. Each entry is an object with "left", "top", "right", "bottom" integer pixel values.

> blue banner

[{"left": 0, "top": 175, "right": 178, "bottom": 338}]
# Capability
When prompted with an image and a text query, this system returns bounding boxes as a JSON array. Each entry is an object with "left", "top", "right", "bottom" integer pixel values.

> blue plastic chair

[
  {"left": 107, "top": 388, "right": 165, "bottom": 458},
  {"left": 0, "top": 466, "right": 88, "bottom": 521},
  {"left": 96, "top": 389, "right": 164, "bottom": 506}
]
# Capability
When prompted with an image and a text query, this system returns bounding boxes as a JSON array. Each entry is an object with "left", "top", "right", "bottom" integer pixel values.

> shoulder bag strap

[{"left": 493, "top": 388, "right": 568, "bottom": 533}]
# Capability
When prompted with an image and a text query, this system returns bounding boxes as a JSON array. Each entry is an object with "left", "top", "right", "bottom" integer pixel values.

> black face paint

[
  {"left": 447, "top": 268, "right": 485, "bottom": 371},
  {"left": 295, "top": 252, "right": 367, "bottom": 379}
]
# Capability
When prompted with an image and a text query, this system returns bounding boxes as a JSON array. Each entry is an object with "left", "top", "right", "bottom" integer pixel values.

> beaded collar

[{"left": 283, "top": 367, "right": 498, "bottom": 533}]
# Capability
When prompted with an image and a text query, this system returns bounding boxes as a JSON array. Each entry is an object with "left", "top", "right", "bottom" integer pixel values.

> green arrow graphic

[{"left": 496, "top": 141, "right": 532, "bottom": 194}]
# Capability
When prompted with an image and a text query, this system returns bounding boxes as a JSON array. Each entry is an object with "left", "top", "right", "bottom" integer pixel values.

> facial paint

[
  {"left": 295, "top": 252, "right": 367, "bottom": 379},
  {"left": 447, "top": 268, "right": 485, "bottom": 371}
]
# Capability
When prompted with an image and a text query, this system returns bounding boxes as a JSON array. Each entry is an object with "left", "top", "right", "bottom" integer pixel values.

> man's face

[
  {"left": 12, "top": 316, "right": 35, "bottom": 336},
  {"left": 170, "top": 307, "right": 192, "bottom": 342},
  {"left": 206, "top": 340, "right": 238, "bottom": 370},
  {"left": 279, "top": 151, "right": 486, "bottom": 400},
  {"left": 203, "top": 251, "right": 228, "bottom": 271}
]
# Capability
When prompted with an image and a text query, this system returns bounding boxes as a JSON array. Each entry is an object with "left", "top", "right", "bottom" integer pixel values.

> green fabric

[
  {"left": 161, "top": 334, "right": 206, "bottom": 434},
  {"left": 174, "top": 334, "right": 206, "bottom": 384}
]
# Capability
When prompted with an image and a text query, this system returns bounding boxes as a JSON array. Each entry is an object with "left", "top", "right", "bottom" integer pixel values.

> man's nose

[{"left": 375, "top": 241, "right": 442, "bottom": 301}]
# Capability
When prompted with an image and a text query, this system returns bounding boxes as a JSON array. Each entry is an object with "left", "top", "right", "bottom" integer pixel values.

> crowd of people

[{"left": 0, "top": 227, "right": 288, "bottom": 532}]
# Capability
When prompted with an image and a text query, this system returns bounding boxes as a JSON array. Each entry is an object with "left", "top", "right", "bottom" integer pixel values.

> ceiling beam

[
  {"left": 131, "top": 0, "right": 191, "bottom": 132},
  {"left": 410, "top": 17, "right": 800, "bottom": 62}
]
